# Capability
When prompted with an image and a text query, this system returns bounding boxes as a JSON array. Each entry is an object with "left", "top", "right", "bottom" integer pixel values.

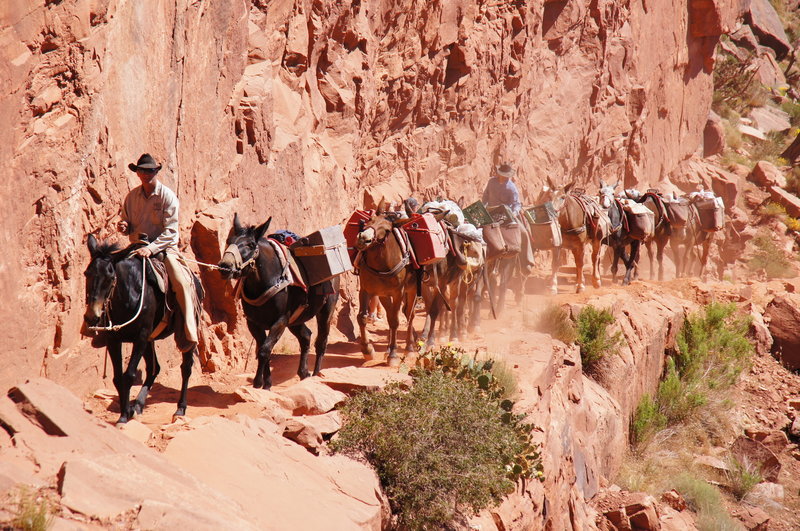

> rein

[
  {"left": 233, "top": 239, "right": 291, "bottom": 306},
  {"left": 88, "top": 256, "right": 149, "bottom": 332}
]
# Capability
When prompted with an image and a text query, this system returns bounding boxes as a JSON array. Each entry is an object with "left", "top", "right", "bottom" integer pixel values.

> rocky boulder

[
  {"left": 164, "top": 416, "right": 388, "bottom": 530},
  {"left": 317, "top": 366, "right": 412, "bottom": 394},
  {"left": 730, "top": 436, "right": 781, "bottom": 482},
  {"left": 276, "top": 379, "right": 347, "bottom": 415},
  {"left": 703, "top": 111, "right": 725, "bottom": 157},
  {"left": 749, "top": 106, "right": 791, "bottom": 133},
  {"left": 765, "top": 293, "right": 800, "bottom": 370},
  {"left": 746, "top": 0, "right": 793, "bottom": 59},
  {"left": 593, "top": 490, "right": 661, "bottom": 531},
  {"left": 748, "top": 161, "right": 787, "bottom": 190},
  {"left": 768, "top": 186, "right": 800, "bottom": 218}
]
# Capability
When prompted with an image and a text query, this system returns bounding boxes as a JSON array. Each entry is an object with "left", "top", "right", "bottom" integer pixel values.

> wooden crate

[{"left": 291, "top": 225, "right": 353, "bottom": 285}]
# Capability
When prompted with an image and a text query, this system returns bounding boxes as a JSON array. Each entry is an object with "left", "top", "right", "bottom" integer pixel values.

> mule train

[{"left": 82, "top": 181, "right": 725, "bottom": 420}]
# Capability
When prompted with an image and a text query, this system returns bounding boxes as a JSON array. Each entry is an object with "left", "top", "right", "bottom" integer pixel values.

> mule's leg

[
  {"left": 469, "top": 269, "right": 484, "bottom": 333},
  {"left": 380, "top": 294, "right": 402, "bottom": 366},
  {"left": 623, "top": 241, "right": 640, "bottom": 286},
  {"left": 698, "top": 236, "right": 713, "bottom": 281},
  {"left": 550, "top": 248, "right": 560, "bottom": 295},
  {"left": 133, "top": 341, "right": 160, "bottom": 415},
  {"left": 107, "top": 342, "right": 130, "bottom": 425},
  {"left": 656, "top": 235, "right": 669, "bottom": 282},
  {"left": 312, "top": 293, "right": 337, "bottom": 376},
  {"left": 356, "top": 289, "right": 375, "bottom": 359},
  {"left": 572, "top": 246, "right": 585, "bottom": 293},
  {"left": 403, "top": 284, "right": 418, "bottom": 357},
  {"left": 670, "top": 237, "right": 682, "bottom": 278},
  {"left": 289, "top": 323, "right": 313, "bottom": 379},
  {"left": 610, "top": 245, "right": 621, "bottom": 283},
  {"left": 591, "top": 240, "right": 603, "bottom": 289},
  {"left": 256, "top": 318, "right": 288, "bottom": 390},
  {"left": 246, "top": 322, "right": 268, "bottom": 388},
  {"left": 117, "top": 340, "right": 147, "bottom": 423},
  {"left": 175, "top": 347, "right": 194, "bottom": 418}
]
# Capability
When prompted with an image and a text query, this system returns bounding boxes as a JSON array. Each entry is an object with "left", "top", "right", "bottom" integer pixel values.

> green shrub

[
  {"left": 750, "top": 131, "right": 789, "bottom": 165},
  {"left": 656, "top": 358, "right": 707, "bottom": 424},
  {"left": 672, "top": 474, "right": 740, "bottom": 531},
  {"left": 631, "top": 394, "right": 666, "bottom": 447},
  {"left": 712, "top": 52, "right": 761, "bottom": 115},
  {"left": 725, "top": 457, "right": 762, "bottom": 501},
  {"left": 536, "top": 304, "right": 577, "bottom": 344},
  {"left": 630, "top": 303, "right": 752, "bottom": 447},
  {"left": 576, "top": 306, "right": 623, "bottom": 370},
  {"left": 747, "top": 232, "right": 795, "bottom": 279},
  {"left": 334, "top": 346, "right": 543, "bottom": 529},
  {"left": 12, "top": 487, "right": 53, "bottom": 531},
  {"left": 722, "top": 119, "right": 743, "bottom": 151},
  {"left": 781, "top": 101, "right": 800, "bottom": 128}
]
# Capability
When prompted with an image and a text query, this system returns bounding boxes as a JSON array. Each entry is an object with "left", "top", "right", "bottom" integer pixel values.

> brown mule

[
  {"left": 669, "top": 203, "right": 716, "bottom": 280},
  {"left": 544, "top": 179, "right": 609, "bottom": 293},
  {"left": 354, "top": 202, "right": 418, "bottom": 366}
]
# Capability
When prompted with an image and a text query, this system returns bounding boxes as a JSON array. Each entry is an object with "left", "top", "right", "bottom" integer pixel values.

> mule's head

[
  {"left": 83, "top": 234, "right": 120, "bottom": 326},
  {"left": 597, "top": 180, "right": 620, "bottom": 209},
  {"left": 537, "top": 176, "right": 574, "bottom": 211},
  {"left": 356, "top": 206, "right": 394, "bottom": 251},
  {"left": 218, "top": 213, "right": 271, "bottom": 279}
]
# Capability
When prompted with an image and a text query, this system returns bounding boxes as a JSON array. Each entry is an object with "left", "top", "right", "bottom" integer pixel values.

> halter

[
  {"left": 222, "top": 240, "right": 260, "bottom": 277},
  {"left": 356, "top": 228, "right": 411, "bottom": 277},
  {"left": 87, "top": 256, "right": 148, "bottom": 332}
]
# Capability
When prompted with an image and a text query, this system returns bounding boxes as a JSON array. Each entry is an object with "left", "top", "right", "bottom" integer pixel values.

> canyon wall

[{"left": 0, "top": 0, "right": 744, "bottom": 389}]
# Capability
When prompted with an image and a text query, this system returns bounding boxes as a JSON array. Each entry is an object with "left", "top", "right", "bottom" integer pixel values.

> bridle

[
  {"left": 356, "top": 224, "right": 411, "bottom": 277},
  {"left": 221, "top": 238, "right": 260, "bottom": 278},
  {"left": 86, "top": 255, "right": 148, "bottom": 332}
]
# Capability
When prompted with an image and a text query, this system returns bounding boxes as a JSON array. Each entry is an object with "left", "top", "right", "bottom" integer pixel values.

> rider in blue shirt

[{"left": 482, "top": 164, "right": 521, "bottom": 216}]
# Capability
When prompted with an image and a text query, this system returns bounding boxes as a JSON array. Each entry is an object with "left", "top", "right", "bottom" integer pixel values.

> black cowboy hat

[
  {"left": 128, "top": 153, "right": 162, "bottom": 173},
  {"left": 495, "top": 164, "right": 514, "bottom": 179}
]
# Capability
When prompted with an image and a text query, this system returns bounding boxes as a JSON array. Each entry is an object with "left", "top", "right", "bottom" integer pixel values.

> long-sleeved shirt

[
  {"left": 121, "top": 180, "right": 179, "bottom": 254},
  {"left": 482, "top": 177, "right": 521, "bottom": 215}
]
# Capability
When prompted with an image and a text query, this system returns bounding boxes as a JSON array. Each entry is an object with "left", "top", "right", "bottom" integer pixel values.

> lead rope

[{"left": 88, "top": 256, "right": 148, "bottom": 332}]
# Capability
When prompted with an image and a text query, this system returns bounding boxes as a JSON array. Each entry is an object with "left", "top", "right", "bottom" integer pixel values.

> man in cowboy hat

[
  {"left": 482, "top": 163, "right": 521, "bottom": 215},
  {"left": 117, "top": 153, "right": 198, "bottom": 348}
]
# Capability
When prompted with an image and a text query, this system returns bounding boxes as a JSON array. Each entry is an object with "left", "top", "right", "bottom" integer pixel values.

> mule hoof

[
  {"left": 550, "top": 285, "right": 558, "bottom": 295},
  {"left": 362, "top": 343, "right": 375, "bottom": 360},
  {"left": 298, "top": 369, "right": 310, "bottom": 380},
  {"left": 133, "top": 403, "right": 144, "bottom": 415},
  {"left": 387, "top": 355, "right": 402, "bottom": 368},
  {"left": 575, "top": 284, "right": 585, "bottom": 294},
  {"left": 116, "top": 416, "right": 129, "bottom": 426},
  {"left": 174, "top": 407, "right": 186, "bottom": 419}
]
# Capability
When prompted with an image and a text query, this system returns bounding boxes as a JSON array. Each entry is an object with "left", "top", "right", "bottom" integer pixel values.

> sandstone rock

[
  {"left": 749, "top": 430, "right": 789, "bottom": 453},
  {"left": 710, "top": 169, "right": 739, "bottom": 212},
  {"left": 750, "top": 481, "right": 785, "bottom": 503},
  {"left": 693, "top": 455, "right": 729, "bottom": 474},
  {"left": 118, "top": 419, "right": 153, "bottom": 445},
  {"left": 739, "top": 123, "right": 767, "bottom": 141},
  {"left": 58, "top": 455, "right": 258, "bottom": 529},
  {"left": 748, "top": 310, "right": 773, "bottom": 357},
  {"left": 703, "top": 112, "right": 725, "bottom": 157},
  {"left": 765, "top": 294, "right": 800, "bottom": 370},
  {"left": 283, "top": 411, "right": 342, "bottom": 451},
  {"left": 659, "top": 490, "right": 686, "bottom": 512},
  {"left": 789, "top": 416, "right": 800, "bottom": 438},
  {"left": 659, "top": 505, "right": 696, "bottom": 531},
  {"left": 730, "top": 436, "right": 781, "bottom": 482},
  {"left": 755, "top": 51, "right": 787, "bottom": 87},
  {"left": 730, "top": 24, "right": 760, "bottom": 51},
  {"left": 749, "top": 161, "right": 787, "bottom": 189},
  {"left": 30, "top": 84, "right": 62, "bottom": 115},
  {"left": 317, "top": 366, "right": 412, "bottom": 394},
  {"left": 732, "top": 505, "right": 770, "bottom": 531},
  {"left": 746, "top": 0, "right": 792, "bottom": 59},
  {"left": 768, "top": 186, "right": 800, "bottom": 218},
  {"left": 787, "top": 397, "right": 800, "bottom": 411},
  {"left": 276, "top": 379, "right": 347, "bottom": 415},
  {"left": 164, "top": 416, "right": 388, "bottom": 530},
  {"left": 749, "top": 106, "right": 791, "bottom": 133},
  {"left": 742, "top": 185, "right": 771, "bottom": 209}
]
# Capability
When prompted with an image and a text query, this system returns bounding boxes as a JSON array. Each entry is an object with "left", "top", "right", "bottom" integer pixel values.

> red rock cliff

[{"left": 0, "top": 0, "right": 744, "bottom": 389}]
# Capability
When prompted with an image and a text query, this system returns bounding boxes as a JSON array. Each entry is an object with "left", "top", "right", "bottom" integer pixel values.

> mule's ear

[
  {"left": 599, "top": 179, "right": 607, "bottom": 188},
  {"left": 87, "top": 233, "right": 99, "bottom": 257},
  {"left": 564, "top": 181, "right": 574, "bottom": 194},
  {"left": 613, "top": 180, "right": 620, "bottom": 190},
  {"left": 376, "top": 198, "right": 385, "bottom": 215},
  {"left": 254, "top": 217, "right": 272, "bottom": 242},
  {"left": 546, "top": 176, "right": 556, "bottom": 190},
  {"left": 233, "top": 212, "right": 243, "bottom": 234}
]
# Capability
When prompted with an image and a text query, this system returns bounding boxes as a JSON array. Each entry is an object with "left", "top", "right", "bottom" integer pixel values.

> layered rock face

[{"left": 0, "top": 0, "right": 744, "bottom": 388}]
